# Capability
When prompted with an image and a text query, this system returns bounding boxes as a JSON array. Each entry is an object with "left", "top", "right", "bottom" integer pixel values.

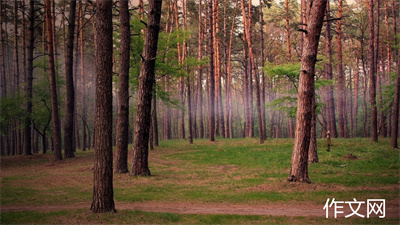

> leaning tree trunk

[
  {"left": 114, "top": 0, "right": 130, "bottom": 174},
  {"left": 90, "top": 0, "right": 115, "bottom": 213},
  {"left": 64, "top": 0, "right": 77, "bottom": 158},
  {"left": 131, "top": 0, "right": 163, "bottom": 176},
  {"left": 288, "top": 0, "right": 327, "bottom": 183},
  {"left": 45, "top": 0, "right": 62, "bottom": 161}
]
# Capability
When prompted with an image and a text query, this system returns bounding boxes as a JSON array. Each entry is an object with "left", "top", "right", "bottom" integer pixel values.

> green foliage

[{"left": 0, "top": 95, "right": 25, "bottom": 135}]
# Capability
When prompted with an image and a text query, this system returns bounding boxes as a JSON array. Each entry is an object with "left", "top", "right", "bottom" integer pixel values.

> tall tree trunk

[
  {"left": 225, "top": 1, "right": 238, "bottom": 139},
  {"left": 241, "top": 0, "right": 263, "bottom": 144},
  {"left": 64, "top": 0, "right": 77, "bottom": 158},
  {"left": 208, "top": 0, "right": 216, "bottom": 142},
  {"left": 80, "top": 4, "right": 87, "bottom": 151},
  {"left": 197, "top": 0, "right": 204, "bottom": 139},
  {"left": 323, "top": 2, "right": 337, "bottom": 138},
  {"left": 114, "top": 0, "right": 130, "bottom": 174},
  {"left": 46, "top": 0, "right": 63, "bottom": 160},
  {"left": 13, "top": 0, "right": 22, "bottom": 155},
  {"left": 288, "top": 0, "right": 327, "bottom": 183},
  {"left": 285, "top": 0, "right": 291, "bottom": 60},
  {"left": 337, "top": 0, "right": 346, "bottom": 138},
  {"left": 352, "top": 56, "right": 360, "bottom": 137},
  {"left": 131, "top": 0, "right": 163, "bottom": 176},
  {"left": 24, "top": 0, "right": 35, "bottom": 156},
  {"left": 368, "top": 0, "right": 378, "bottom": 142},
  {"left": 259, "top": 0, "right": 266, "bottom": 141},
  {"left": 391, "top": 0, "right": 399, "bottom": 148},
  {"left": 91, "top": 0, "right": 115, "bottom": 213}
]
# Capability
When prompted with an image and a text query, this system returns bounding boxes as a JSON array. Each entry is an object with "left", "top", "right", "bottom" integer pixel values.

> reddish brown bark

[
  {"left": 323, "top": 2, "right": 337, "bottom": 138},
  {"left": 197, "top": 0, "right": 204, "bottom": 139},
  {"left": 288, "top": 0, "right": 327, "bottom": 183},
  {"left": 391, "top": 0, "right": 399, "bottom": 148},
  {"left": 208, "top": 0, "right": 216, "bottom": 141},
  {"left": 241, "top": 0, "right": 263, "bottom": 144},
  {"left": 368, "top": 0, "right": 378, "bottom": 142}
]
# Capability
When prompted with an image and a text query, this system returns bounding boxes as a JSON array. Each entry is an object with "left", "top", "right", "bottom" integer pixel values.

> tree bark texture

[
  {"left": 131, "top": 0, "right": 163, "bottom": 176},
  {"left": 288, "top": 0, "right": 327, "bottom": 183},
  {"left": 115, "top": 0, "right": 130, "bottom": 174},
  {"left": 64, "top": 0, "right": 76, "bottom": 158},
  {"left": 91, "top": 0, "right": 115, "bottom": 213}
]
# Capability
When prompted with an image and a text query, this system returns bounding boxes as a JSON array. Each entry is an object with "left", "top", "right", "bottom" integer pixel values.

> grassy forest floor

[{"left": 1, "top": 138, "right": 399, "bottom": 224}]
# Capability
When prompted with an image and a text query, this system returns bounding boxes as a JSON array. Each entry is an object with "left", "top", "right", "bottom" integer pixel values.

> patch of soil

[{"left": 343, "top": 153, "right": 358, "bottom": 160}]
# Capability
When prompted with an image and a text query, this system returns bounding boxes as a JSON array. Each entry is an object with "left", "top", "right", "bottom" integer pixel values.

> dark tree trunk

[
  {"left": 64, "top": 0, "right": 77, "bottom": 158},
  {"left": 288, "top": 0, "right": 327, "bottom": 183},
  {"left": 90, "top": 0, "right": 115, "bottom": 213},
  {"left": 24, "top": 0, "right": 35, "bottom": 156},
  {"left": 131, "top": 0, "right": 163, "bottom": 176},
  {"left": 114, "top": 0, "right": 130, "bottom": 174},
  {"left": 45, "top": 0, "right": 63, "bottom": 160}
]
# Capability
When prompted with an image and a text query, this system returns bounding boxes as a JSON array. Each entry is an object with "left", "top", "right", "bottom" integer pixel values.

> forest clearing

[
  {"left": 1, "top": 0, "right": 400, "bottom": 223},
  {"left": 1, "top": 138, "right": 399, "bottom": 224}
]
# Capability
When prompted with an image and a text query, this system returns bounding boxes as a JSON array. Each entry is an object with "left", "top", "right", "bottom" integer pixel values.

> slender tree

[
  {"left": 24, "top": 0, "right": 35, "bottom": 156},
  {"left": 91, "top": 0, "right": 115, "bottom": 213},
  {"left": 64, "top": 0, "right": 77, "bottom": 158},
  {"left": 391, "top": 0, "right": 399, "bottom": 148},
  {"left": 45, "top": 0, "right": 62, "bottom": 160},
  {"left": 131, "top": 0, "right": 163, "bottom": 176},
  {"left": 323, "top": 1, "right": 337, "bottom": 138},
  {"left": 288, "top": 0, "right": 327, "bottom": 183},
  {"left": 368, "top": 0, "right": 378, "bottom": 142},
  {"left": 197, "top": 0, "right": 204, "bottom": 139},
  {"left": 208, "top": 0, "right": 216, "bottom": 141},
  {"left": 115, "top": 0, "right": 130, "bottom": 173}
]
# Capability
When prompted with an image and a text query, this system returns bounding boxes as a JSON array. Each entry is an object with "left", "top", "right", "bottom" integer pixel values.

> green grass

[
  {"left": 1, "top": 138, "right": 399, "bottom": 224},
  {"left": 2, "top": 209, "right": 399, "bottom": 224}
]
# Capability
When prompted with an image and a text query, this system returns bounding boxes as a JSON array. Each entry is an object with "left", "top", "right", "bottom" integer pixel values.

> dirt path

[{"left": 2, "top": 201, "right": 399, "bottom": 218}]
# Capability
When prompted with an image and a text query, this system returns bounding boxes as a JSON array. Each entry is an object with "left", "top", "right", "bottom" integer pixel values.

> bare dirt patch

[{"left": 2, "top": 201, "right": 399, "bottom": 218}]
